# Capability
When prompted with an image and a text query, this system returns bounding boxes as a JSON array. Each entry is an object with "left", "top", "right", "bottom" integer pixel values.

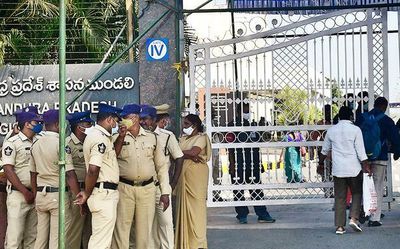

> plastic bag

[{"left": 363, "top": 173, "right": 378, "bottom": 216}]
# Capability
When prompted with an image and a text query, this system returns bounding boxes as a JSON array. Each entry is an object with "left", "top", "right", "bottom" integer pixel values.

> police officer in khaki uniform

[
  {"left": 66, "top": 111, "right": 94, "bottom": 249},
  {"left": 30, "top": 109, "right": 81, "bottom": 249},
  {"left": 2, "top": 111, "right": 41, "bottom": 249},
  {"left": 75, "top": 104, "right": 122, "bottom": 249},
  {"left": 111, "top": 104, "right": 170, "bottom": 249},
  {"left": 141, "top": 105, "right": 184, "bottom": 249},
  {"left": 4, "top": 106, "right": 40, "bottom": 142}
]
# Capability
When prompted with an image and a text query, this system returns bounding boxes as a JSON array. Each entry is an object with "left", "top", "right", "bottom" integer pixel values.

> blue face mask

[{"left": 31, "top": 123, "right": 43, "bottom": 134}]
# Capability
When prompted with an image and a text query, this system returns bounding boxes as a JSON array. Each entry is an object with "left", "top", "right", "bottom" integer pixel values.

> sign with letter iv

[{"left": 146, "top": 38, "right": 169, "bottom": 62}]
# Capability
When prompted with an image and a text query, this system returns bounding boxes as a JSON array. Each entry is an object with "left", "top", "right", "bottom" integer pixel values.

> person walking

[
  {"left": 318, "top": 106, "right": 370, "bottom": 234},
  {"left": 175, "top": 114, "right": 211, "bottom": 249},
  {"left": 357, "top": 97, "right": 400, "bottom": 227}
]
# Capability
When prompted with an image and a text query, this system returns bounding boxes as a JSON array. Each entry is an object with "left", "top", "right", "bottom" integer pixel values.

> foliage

[
  {"left": 0, "top": 0, "right": 126, "bottom": 65},
  {"left": 275, "top": 86, "right": 322, "bottom": 125}
]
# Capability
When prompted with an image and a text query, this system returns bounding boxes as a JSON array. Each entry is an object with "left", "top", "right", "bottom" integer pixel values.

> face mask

[
  {"left": 83, "top": 126, "right": 95, "bottom": 136},
  {"left": 31, "top": 123, "right": 43, "bottom": 134},
  {"left": 121, "top": 118, "right": 134, "bottom": 129},
  {"left": 183, "top": 126, "right": 194, "bottom": 136},
  {"left": 242, "top": 113, "right": 250, "bottom": 121},
  {"left": 348, "top": 102, "right": 354, "bottom": 110},
  {"left": 111, "top": 123, "right": 119, "bottom": 135}
]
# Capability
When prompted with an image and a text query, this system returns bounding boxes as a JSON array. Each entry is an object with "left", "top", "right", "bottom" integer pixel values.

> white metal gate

[{"left": 188, "top": 8, "right": 392, "bottom": 207}]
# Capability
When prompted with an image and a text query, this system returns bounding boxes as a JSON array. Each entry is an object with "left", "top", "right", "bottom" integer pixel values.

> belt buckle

[{"left": 134, "top": 181, "right": 143, "bottom": 187}]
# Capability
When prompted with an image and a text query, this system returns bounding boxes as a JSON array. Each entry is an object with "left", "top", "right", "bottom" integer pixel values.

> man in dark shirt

[
  {"left": 357, "top": 97, "right": 400, "bottom": 227},
  {"left": 228, "top": 103, "right": 275, "bottom": 224}
]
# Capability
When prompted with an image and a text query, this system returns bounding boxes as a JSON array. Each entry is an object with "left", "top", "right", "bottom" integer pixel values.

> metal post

[
  {"left": 58, "top": 0, "right": 67, "bottom": 248},
  {"left": 126, "top": 0, "right": 135, "bottom": 62},
  {"left": 175, "top": 0, "right": 182, "bottom": 135},
  {"left": 68, "top": 9, "right": 171, "bottom": 107}
]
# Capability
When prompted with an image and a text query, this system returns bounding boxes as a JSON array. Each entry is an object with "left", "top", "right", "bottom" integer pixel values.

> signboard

[
  {"left": 0, "top": 63, "right": 139, "bottom": 141},
  {"left": 146, "top": 38, "right": 169, "bottom": 62}
]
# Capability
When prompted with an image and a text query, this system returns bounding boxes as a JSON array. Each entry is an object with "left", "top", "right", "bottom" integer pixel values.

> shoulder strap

[
  {"left": 164, "top": 134, "right": 171, "bottom": 156},
  {"left": 375, "top": 113, "right": 385, "bottom": 121}
]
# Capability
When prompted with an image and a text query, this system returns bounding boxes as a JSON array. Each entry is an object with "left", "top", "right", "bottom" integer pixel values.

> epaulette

[
  {"left": 7, "top": 135, "right": 20, "bottom": 143},
  {"left": 159, "top": 128, "right": 173, "bottom": 136}
]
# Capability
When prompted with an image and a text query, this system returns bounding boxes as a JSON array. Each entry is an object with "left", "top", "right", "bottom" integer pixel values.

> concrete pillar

[{"left": 138, "top": 0, "right": 180, "bottom": 125}]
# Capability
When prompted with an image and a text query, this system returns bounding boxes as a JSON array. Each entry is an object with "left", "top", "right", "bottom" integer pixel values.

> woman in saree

[{"left": 175, "top": 114, "right": 211, "bottom": 249}]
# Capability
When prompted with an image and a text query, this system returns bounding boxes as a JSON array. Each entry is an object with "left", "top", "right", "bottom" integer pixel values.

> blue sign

[{"left": 146, "top": 38, "right": 169, "bottom": 62}]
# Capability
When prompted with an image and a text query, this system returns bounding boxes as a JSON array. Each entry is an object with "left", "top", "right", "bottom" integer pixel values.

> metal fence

[{"left": 188, "top": 8, "right": 394, "bottom": 207}]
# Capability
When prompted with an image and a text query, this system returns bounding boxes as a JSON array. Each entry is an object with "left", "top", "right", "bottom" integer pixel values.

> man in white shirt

[{"left": 318, "top": 106, "right": 370, "bottom": 235}]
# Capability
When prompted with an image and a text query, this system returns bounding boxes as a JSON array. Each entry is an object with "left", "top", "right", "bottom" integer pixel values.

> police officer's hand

[
  {"left": 118, "top": 124, "right": 128, "bottom": 137},
  {"left": 23, "top": 189, "right": 35, "bottom": 204},
  {"left": 79, "top": 203, "right": 90, "bottom": 216},
  {"left": 159, "top": 194, "right": 170, "bottom": 212},
  {"left": 394, "top": 153, "right": 400, "bottom": 161},
  {"left": 74, "top": 191, "right": 89, "bottom": 205}
]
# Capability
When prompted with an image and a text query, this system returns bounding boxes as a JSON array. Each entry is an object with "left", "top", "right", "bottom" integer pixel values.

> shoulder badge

[
  {"left": 98, "top": 143, "right": 106, "bottom": 154},
  {"left": 65, "top": 146, "right": 72, "bottom": 154},
  {"left": 4, "top": 146, "right": 13, "bottom": 156}
]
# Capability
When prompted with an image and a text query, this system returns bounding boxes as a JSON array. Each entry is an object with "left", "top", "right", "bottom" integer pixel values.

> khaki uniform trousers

[
  {"left": 68, "top": 196, "right": 92, "bottom": 249},
  {"left": 5, "top": 190, "right": 37, "bottom": 249},
  {"left": 150, "top": 187, "right": 174, "bottom": 249},
  {"left": 87, "top": 188, "right": 119, "bottom": 249},
  {"left": 111, "top": 182, "right": 156, "bottom": 249},
  {"left": 34, "top": 191, "right": 72, "bottom": 249}
]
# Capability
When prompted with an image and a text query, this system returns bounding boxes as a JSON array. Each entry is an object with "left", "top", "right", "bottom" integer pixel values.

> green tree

[
  {"left": 275, "top": 86, "right": 322, "bottom": 125},
  {"left": 0, "top": 0, "right": 125, "bottom": 65}
]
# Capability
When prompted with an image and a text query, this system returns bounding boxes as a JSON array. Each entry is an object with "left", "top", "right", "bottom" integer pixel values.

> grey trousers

[
  {"left": 370, "top": 162, "right": 387, "bottom": 222},
  {"left": 334, "top": 171, "right": 363, "bottom": 227}
]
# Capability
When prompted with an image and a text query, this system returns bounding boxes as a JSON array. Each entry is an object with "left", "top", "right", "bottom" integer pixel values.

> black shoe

[
  {"left": 359, "top": 215, "right": 368, "bottom": 224},
  {"left": 368, "top": 221, "right": 382, "bottom": 227}
]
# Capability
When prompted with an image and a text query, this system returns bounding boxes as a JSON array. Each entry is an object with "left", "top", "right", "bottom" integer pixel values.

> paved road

[{"left": 207, "top": 199, "right": 400, "bottom": 249}]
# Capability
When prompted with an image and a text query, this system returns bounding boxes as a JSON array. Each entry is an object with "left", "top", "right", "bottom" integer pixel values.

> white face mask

[
  {"left": 183, "top": 126, "right": 194, "bottom": 136},
  {"left": 83, "top": 126, "right": 95, "bottom": 136},
  {"left": 164, "top": 121, "right": 171, "bottom": 130},
  {"left": 242, "top": 113, "right": 250, "bottom": 120},
  {"left": 112, "top": 123, "right": 119, "bottom": 135}
]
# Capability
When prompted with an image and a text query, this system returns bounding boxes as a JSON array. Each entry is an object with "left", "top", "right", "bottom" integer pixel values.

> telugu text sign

[{"left": 0, "top": 63, "right": 139, "bottom": 140}]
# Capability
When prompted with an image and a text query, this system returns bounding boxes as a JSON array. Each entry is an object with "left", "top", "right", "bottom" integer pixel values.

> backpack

[{"left": 360, "top": 112, "right": 385, "bottom": 160}]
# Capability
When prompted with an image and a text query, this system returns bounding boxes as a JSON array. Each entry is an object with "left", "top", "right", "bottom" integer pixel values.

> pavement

[{"left": 207, "top": 199, "right": 400, "bottom": 249}]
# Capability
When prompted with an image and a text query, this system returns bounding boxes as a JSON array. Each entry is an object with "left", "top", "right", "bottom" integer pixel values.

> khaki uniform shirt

[
  {"left": 83, "top": 125, "right": 119, "bottom": 184},
  {"left": 66, "top": 133, "right": 86, "bottom": 182},
  {"left": 114, "top": 127, "right": 170, "bottom": 195},
  {"left": 2, "top": 132, "right": 36, "bottom": 188},
  {"left": 154, "top": 127, "right": 184, "bottom": 163},
  {"left": 30, "top": 131, "right": 74, "bottom": 187}
]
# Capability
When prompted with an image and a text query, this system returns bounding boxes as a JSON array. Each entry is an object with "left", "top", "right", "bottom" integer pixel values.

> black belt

[
  {"left": 11, "top": 186, "right": 32, "bottom": 192},
  {"left": 78, "top": 182, "right": 85, "bottom": 189},
  {"left": 37, "top": 186, "right": 68, "bottom": 193},
  {"left": 119, "top": 177, "right": 154, "bottom": 187},
  {"left": 95, "top": 182, "right": 118, "bottom": 190}
]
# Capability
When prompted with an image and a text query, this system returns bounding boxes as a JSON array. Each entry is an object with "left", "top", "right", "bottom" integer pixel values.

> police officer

[
  {"left": 141, "top": 104, "right": 184, "bottom": 249},
  {"left": 111, "top": 104, "right": 170, "bottom": 249},
  {"left": 4, "top": 106, "right": 40, "bottom": 142},
  {"left": 75, "top": 103, "right": 122, "bottom": 249},
  {"left": 2, "top": 111, "right": 41, "bottom": 249},
  {"left": 66, "top": 111, "right": 94, "bottom": 249},
  {"left": 30, "top": 109, "right": 81, "bottom": 249}
]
